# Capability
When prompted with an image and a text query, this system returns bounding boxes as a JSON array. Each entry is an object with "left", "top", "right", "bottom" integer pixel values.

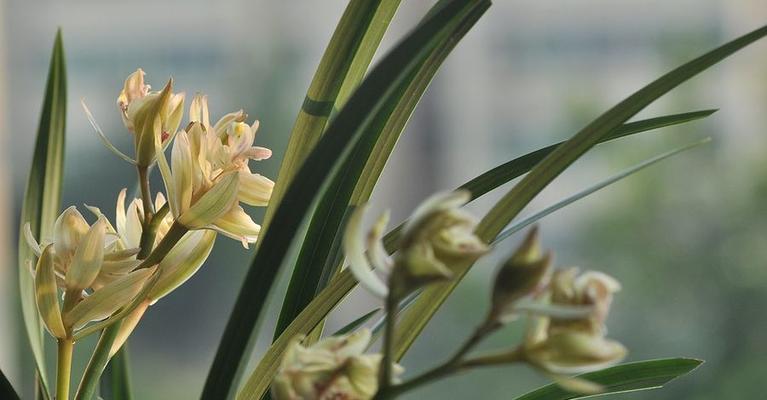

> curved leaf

[
  {"left": 1, "top": 367, "right": 20, "bottom": 400},
  {"left": 513, "top": 358, "right": 703, "bottom": 400},
  {"left": 18, "top": 29, "right": 66, "bottom": 398},
  {"left": 260, "top": 0, "right": 400, "bottom": 232},
  {"left": 494, "top": 138, "right": 711, "bottom": 243},
  {"left": 274, "top": 0, "right": 489, "bottom": 344}
]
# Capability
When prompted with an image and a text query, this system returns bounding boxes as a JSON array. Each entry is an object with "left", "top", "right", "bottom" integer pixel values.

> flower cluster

[
  {"left": 156, "top": 94, "right": 274, "bottom": 247},
  {"left": 25, "top": 69, "right": 274, "bottom": 349},
  {"left": 24, "top": 207, "right": 154, "bottom": 340},
  {"left": 522, "top": 268, "right": 626, "bottom": 375},
  {"left": 272, "top": 330, "right": 399, "bottom": 400},
  {"left": 326, "top": 193, "right": 627, "bottom": 397}
]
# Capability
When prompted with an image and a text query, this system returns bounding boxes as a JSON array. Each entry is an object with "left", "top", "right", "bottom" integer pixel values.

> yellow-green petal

[
  {"left": 147, "top": 230, "right": 216, "bottom": 302},
  {"left": 65, "top": 217, "right": 107, "bottom": 291},
  {"left": 64, "top": 267, "right": 155, "bottom": 330},
  {"left": 178, "top": 172, "right": 239, "bottom": 229},
  {"left": 35, "top": 244, "right": 66, "bottom": 338}
]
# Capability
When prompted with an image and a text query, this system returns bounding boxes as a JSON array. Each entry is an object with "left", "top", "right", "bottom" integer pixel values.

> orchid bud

[
  {"left": 549, "top": 268, "right": 621, "bottom": 335},
  {"left": 344, "top": 191, "right": 488, "bottom": 299},
  {"left": 272, "top": 329, "right": 400, "bottom": 400},
  {"left": 118, "top": 70, "right": 185, "bottom": 167},
  {"left": 399, "top": 190, "right": 488, "bottom": 269},
  {"left": 489, "top": 226, "right": 552, "bottom": 323},
  {"left": 520, "top": 266, "right": 626, "bottom": 385}
]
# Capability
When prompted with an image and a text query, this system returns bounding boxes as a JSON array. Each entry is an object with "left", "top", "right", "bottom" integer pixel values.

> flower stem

[
  {"left": 137, "top": 166, "right": 154, "bottom": 223},
  {"left": 379, "top": 289, "right": 401, "bottom": 392},
  {"left": 374, "top": 320, "right": 502, "bottom": 399},
  {"left": 75, "top": 225, "right": 186, "bottom": 400},
  {"left": 56, "top": 338, "right": 74, "bottom": 400}
]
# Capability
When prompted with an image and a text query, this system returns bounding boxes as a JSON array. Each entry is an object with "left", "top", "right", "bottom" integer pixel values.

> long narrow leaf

[
  {"left": 101, "top": 347, "right": 133, "bottom": 400},
  {"left": 393, "top": 24, "right": 767, "bottom": 361},
  {"left": 203, "top": 2, "right": 489, "bottom": 399},
  {"left": 332, "top": 308, "right": 381, "bottom": 336},
  {"left": 494, "top": 138, "right": 711, "bottom": 243},
  {"left": 274, "top": 0, "right": 488, "bottom": 343},
  {"left": 1, "top": 368, "right": 20, "bottom": 400},
  {"left": 18, "top": 29, "right": 66, "bottom": 397},
  {"left": 260, "top": 0, "right": 399, "bottom": 233},
  {"left": 243, "top": 109, "right": 717, "bottom": 397},
  {"left": 513, "top": 358, "right": 703, "bottom": 400}
]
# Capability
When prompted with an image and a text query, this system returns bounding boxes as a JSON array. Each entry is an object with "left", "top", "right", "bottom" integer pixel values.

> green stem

[
  {"left": 56, "top": 339, "right": 74, "bottom": 400},
  {"left": 374, "top": 320, "right": 502, "bottom": 399},
  {"left": 137, "top": 204, "right": 169, "bottom": 260},
  {"left": 137, "top": 221, "right": 187, "bottom": 268},
  {"left": 75, "top": 222, "right": 186, "bottom": 400},
  {"left": 75, "top": 324, "right": 120, "bottom": 400},
  {"left": 379, "top": 289, "right": 400, "bottom": 391},
  {"left": 137, "top": 166, "right": 154, "bottom": 223}
]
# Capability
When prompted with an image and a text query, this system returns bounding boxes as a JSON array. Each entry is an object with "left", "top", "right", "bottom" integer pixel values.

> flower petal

[
  {"left": 343, "top": 205, "right": 388, "bottom": 298},
  {"left": 35, "top": 245, "right": 66, "bottom": 338}
]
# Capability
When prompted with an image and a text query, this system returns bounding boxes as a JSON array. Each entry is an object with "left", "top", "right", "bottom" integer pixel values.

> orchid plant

[{"left": 4, "top": 1, "right": 767, "bottom": 399}]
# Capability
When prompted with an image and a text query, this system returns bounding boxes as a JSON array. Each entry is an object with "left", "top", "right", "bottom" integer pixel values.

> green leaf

[
  {"left": 332, "top": 308, "right": 381, "bottom": 336},
  {"left": 274, "top": 0, "right": 488, "bottom": 345},
  {"left": 393, "top": 24, "right": 767, "bottom": 362},
  {"left": 459, "top": 109, "right": 716, "bottom": 202},
  {"left": 18, "top": 28, "right": 66, "bottom": 398},
  {"left": 260, "top": 0, "right": 401, "bottom": 234},
  {"left": 208, "top": 3, "right": 492, "bottom": 400},
  {"left": 101, "top": 346, "right": 133, "bottom": 400},
  {"left": 513, "top": 358, "right": 703, "bottom": 400},
  {"left": 1, "top": 367, "right": 20, "bottom": 400},
  {"left": 245, "top": 109, "right": 717, "bottom": 398},
  {"left": 494, "top": 138, "right": 711, "bottom": 244}
]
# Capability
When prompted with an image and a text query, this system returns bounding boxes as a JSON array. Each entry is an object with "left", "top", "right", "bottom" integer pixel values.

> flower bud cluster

[
  {"left": 24, "top": 207, "right": 154, "bottom": 339},
  {"left": 344, "top": 191, "right": 488, "bottom": 298},
  {"left": 272, "top": 329, "right": 400, "bottom": 400}
]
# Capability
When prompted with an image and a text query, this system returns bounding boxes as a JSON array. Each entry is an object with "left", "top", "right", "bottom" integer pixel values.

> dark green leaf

[
  {"left": 203, "top": 2, "right": 490, "bottom": 399},
  {"left": 260, "top": 0, "right": 400, "bottom": 233},
  {"left": 513, "top": 358, "right": 703, "bottom": 400},
  {"left": 19, "top": 29, "right": 66, "bottom": 398},
  {"left": 1, "top": 367, "right": 20, "bottom": 400},
  {"left": 274, "top": 0, "right": 488, "bottom": 345},
  {"left": 100, "top": 345, "right": 133, "bottom": 400}
]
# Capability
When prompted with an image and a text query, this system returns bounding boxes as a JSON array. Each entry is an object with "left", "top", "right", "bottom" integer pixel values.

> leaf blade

[
  {"left": 513, "top": 358, "right": 703, "bottom": 400},
  {"left": 274, "top": 0, "right": 489, "bottom": 344},
  {"left": 1, "top": 367, "right": 20, "bottom": 400},
  {"left": 494, "top": 138, "right": 711, "bottom": 243},
  {"left": 18, "top": 29, "right": 67, "bottom": 396}
]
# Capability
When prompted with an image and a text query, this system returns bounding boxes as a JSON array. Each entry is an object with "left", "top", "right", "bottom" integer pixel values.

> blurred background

[{"left": 2, "top": 0, "right": 767, "bottom": 398}]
